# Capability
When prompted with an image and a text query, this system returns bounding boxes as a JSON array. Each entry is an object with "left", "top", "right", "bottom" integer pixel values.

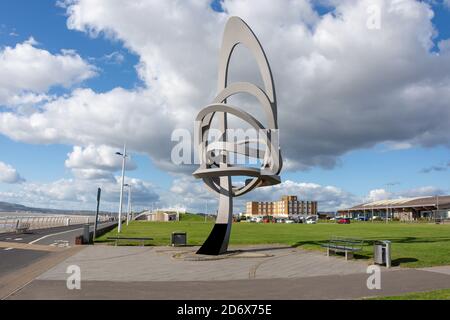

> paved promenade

[
  {"left": 6, "top": 244, "right": 450, "bottom": 299},
  {"left": 34, "top": 245, "right": 373, "bottom": 282}
]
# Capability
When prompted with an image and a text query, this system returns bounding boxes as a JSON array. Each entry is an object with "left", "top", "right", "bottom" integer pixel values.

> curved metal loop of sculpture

[{"left": 193, "top": 16, "right": 282, "bottom": 255}]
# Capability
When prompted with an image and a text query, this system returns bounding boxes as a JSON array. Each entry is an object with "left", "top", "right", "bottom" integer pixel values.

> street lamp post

[
  {"left": 124, "top": 183, "right": 132, "bottom": 226},
  {"left": 116, "top": 144, "right": 127, "bottom": 233},
  {"left": 384, "top": 182, "right": 399, "bottom": 224}
]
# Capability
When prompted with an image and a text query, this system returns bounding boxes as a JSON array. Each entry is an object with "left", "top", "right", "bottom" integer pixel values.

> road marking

[
  {"left": 50, "top": 240, "right": 70, "bottom": 248},
  {"left": 29, "top": 227, "right": 83, "bottom": 245},
  {"left": 4, "top": 247, "right": 13, "bottom": 251},
  {"left": 0, "top": 241, "right": 64, "bottom": 252},
  {"left": 14, "top": 238, "right": 23, "bottom": 241}
]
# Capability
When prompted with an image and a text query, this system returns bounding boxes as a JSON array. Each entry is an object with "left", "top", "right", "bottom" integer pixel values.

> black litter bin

[{"left": 171, "top": 232, "right": 187, "bottom": 246}]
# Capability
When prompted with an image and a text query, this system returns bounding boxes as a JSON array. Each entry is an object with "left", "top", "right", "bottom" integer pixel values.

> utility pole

[
  {"left": 125, "top": 183, "right": 132, "bottom": 226},
  {"left": 116, "top": 144, "right": 127, "bottom": 233},
  {"left": 93, "top": 187, "right": 101, "bottom": 241},
  {"left": 384, "top": 182, "right": 399, "bottom": 224},
  {"left": 436, "top": 195, "right": 439, "bottom": 223},
  {"left": 205, "top": 200, "right": 208, "bottom": 223}
]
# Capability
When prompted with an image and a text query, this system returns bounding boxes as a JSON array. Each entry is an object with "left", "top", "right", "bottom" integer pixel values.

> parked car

[
  {"left": 293, "top": 217, "right": 304, "bottom": 223},
  {"left": 285, "top": 219, "right": 295, "bottom": 224},
  {"left": 357, "top": 216, "right": 369, "bottom": 221},
  {"left": 337, "top": 218, "right": 351, "bottom": 224}
]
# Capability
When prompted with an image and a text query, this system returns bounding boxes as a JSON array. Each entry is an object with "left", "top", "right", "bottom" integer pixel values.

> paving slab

[
  {"left": 36, "top": 245, "right": 376, "bottom": 282},
  {"left": 8, "top": 269, "right": 450, "bottom": 300},
  {"left": 8, "top": 244, "right": 450, "bottom": 300},
  {"left": 419, "top": 266, "right": 450, "bottom": 276}
]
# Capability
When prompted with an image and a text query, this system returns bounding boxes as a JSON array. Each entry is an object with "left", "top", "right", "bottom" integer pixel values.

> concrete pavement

[
  {"left": 33, "top": 245, "right": 375, "bottom": 282},
  {"left": 0, "top": 222, "right": 115, "bottom": 299},
  {"left": 6, "top": 244, "right": 450, "bottom": 299},
  {"left": 9, "top": 269, "right": 450, "bottom": 300},
  {"left": 0, "top": 246, "right": 84, "bottom": 299}
]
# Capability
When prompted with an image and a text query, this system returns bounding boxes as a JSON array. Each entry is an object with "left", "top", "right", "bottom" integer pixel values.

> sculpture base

[{"left": 196, "top": 223, "right": 230, "bottom": 255}]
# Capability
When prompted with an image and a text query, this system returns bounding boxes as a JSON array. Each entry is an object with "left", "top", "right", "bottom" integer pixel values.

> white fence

[{"left": 0, "top": 215, "right": 110, "bottom": 233}]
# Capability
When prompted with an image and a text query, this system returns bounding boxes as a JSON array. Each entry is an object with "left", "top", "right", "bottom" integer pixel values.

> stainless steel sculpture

[{"left": 193, "top": 16, "right": 282, "bottom": 255}]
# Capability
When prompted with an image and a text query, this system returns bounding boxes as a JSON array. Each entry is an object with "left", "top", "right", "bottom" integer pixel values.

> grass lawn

[
  {"left": 368, "top": 288, "right": 450, "bottom": 300},
  {"left": 96, "top": 220, "right": 450, "bottom": 268}
]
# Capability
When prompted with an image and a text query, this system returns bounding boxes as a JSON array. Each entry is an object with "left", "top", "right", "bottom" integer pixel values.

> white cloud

[
  {"left": 382, "top": 142, "right": 413, "bottom": 151},
  {"left": 0, "top": 161, "right": 25, "bottom": 184},
  {"left": 0, "top": 0, "right": 448, "bottom": 174},
  {"left": 0, "top": 87, "right": 181, "bottom": 171},
  {"left": 101, "top": 51, "right": 125, "bottom": 64},
  {"left": 168, "top": 176, "right": 449, "bottom": 212},
  {"left": 0, "top": 37, "right": 97, "bottom": 108},
  {"left": 0, "top": 175, "right": 159, "bottom": 211},
  {"left": 65, "top": 144, "right": 137, "bottom": 180},
  {"left": 168, "top": 176, "right": 359, "bottom": 212},
  {"left": 366, "top": 188, "right": 391, "bottom": 202},
  {"left": 398, "top": 186, "right": 446, "bottom": 197},
  {"left": 249, "top": 180, "right": 359, "bottom": 211},
  {"left": 0, "top": 0, "right": 450, "bottom": 211},
  {"left": 363, "top": 185, "right": 446, "bottom": 204}
]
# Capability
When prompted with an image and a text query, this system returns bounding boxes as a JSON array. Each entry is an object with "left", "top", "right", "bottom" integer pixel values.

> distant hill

[{"left": 0, "top": 201, "right": 104, "bottom": 215}]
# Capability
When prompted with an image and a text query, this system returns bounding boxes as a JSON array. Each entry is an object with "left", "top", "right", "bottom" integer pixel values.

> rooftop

[{"left": 341, "top": 195, "right": 450, "bottom": 211}]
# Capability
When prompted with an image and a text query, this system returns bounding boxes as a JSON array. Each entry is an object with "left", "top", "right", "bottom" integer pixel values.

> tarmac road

[
  {"left": 0, "top": 222, "right": 115, "bottom": 279},
  {"left": 1, "top": 224, "right": 90, "bottom": 245},
  {"left": 0, "top": 248, "right": 51, "bottom": 277}
]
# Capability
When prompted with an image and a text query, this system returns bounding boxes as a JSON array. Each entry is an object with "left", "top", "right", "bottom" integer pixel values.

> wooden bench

[
  {"left": 321, "top": 236, "right": 364, "bottom": 260},
  {"left": 107, "top": 237, "right": 153, "bottom": 246}
]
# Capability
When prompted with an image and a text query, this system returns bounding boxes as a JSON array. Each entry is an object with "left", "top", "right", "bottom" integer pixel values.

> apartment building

[{"left": 246, "top": 195, "right": 318, "bottom": 217}]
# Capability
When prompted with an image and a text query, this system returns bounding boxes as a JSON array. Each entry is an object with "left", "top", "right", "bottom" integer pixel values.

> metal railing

[{"left": 0, "top": 215, "right": 110, "bottom": 233}]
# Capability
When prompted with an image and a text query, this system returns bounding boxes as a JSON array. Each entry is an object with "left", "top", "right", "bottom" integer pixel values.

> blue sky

[{"left": 0, "top": 0, "right": 449, "bottom": 213}]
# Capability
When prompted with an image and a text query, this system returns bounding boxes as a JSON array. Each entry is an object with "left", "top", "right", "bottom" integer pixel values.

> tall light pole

[
  {"left": 435, "top": 195, "right": 439, "bottom": 222},
  {"left": 384, "top": 182, "right": 399, "bottom": 223},
  {"left": 124, "top": 183, "right": 132, "bottom": 226},
  {"left": 116, "top": 144, "right": 127, "bottom": 233}
]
